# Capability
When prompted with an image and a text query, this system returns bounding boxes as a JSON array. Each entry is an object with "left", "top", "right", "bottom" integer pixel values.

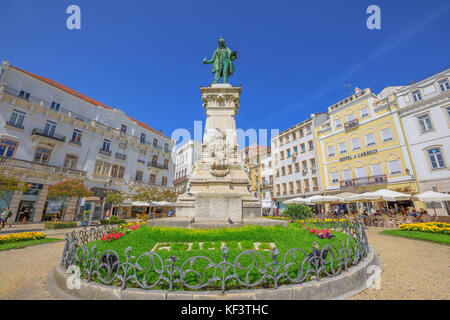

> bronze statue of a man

[{"left": 203, "top": 37, "right": 238, "bottom": 83}]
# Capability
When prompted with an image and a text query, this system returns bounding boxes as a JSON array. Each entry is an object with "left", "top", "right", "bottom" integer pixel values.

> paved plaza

[{"left": 0, "top": 225, "right": 448, "bottom": 300}]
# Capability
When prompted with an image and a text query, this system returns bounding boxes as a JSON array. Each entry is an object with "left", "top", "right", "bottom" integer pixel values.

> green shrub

[
  {"left": 100, "top": 219, "right": 125, "bottom": 225},
  {"left": 283, "top": 203, "right": 312, "bottom": 220},
  {"left": 241, "top": 240, "right": 254, "bottom": 250},
  {"left": 44, "top": 221, "right": 77, "bottom": 229},
  {"left": 202, "top": 241, "right": 213, "bottom": 249},
  {"left": 258, "top": 242, "right": 272, "bottom": 250},
  {"left": 191, "top": 242, "right": 200, "bottom": 250}
]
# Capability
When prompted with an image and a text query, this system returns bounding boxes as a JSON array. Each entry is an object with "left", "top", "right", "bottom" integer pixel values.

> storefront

[{"left": 15, "top": 183, "right": 43, "bottom": 222}]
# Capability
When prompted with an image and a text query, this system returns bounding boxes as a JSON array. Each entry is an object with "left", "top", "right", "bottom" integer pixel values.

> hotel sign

[{"left": 339, "top": 149, "right": 378, "bottom": 162}]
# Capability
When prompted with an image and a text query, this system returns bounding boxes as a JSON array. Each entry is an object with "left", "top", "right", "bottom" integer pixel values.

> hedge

[{"left": 44, "top": 221, "right": 78, "bottom": 229}]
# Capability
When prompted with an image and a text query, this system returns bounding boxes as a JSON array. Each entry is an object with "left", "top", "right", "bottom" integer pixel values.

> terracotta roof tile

[{"left": 10, "top": 65, "right": 170, "bottom": 140}]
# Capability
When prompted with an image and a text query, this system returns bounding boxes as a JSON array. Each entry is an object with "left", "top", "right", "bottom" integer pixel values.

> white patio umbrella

[
  {"left": 309, "top": 195, "right": 345, "bottom": 214},
  {"left": 370, "top": 189, "right": 411, "bottom": 202},
  {"left": 152, "top": 201, "right": 173, "bottom": 207},
  {"left": 284, "top": 197, "right": 312, "bottom": 204},
  {"left": 131, "top": 201, "right": 151, "bottom": 206},
  {"left": 413, "top": 191, "right": 450, "bottom": 216}
]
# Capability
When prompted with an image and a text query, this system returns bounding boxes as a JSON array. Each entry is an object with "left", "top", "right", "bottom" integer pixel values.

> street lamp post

[{"left": 100, "top": 178, "right": 112, "bottom": 220}]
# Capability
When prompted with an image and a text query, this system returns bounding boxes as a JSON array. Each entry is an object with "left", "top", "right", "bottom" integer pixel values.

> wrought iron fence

[{"left": 60, "top": 219, "right": 369, "bottom": 292}]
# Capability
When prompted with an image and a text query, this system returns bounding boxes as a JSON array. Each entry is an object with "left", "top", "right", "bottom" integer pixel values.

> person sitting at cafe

[{"left": 409, "top": 209, "right": 418, "bottom": 218}]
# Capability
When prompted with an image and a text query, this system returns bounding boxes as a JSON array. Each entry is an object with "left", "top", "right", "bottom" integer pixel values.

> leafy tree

[
  {"left": 133, "top": 187, "right": 163, "bottom": 209},
  {"left": 104, "top": 190, "right": 127, "bottom": 218},
  {"left": 283, "top": 203, "right": 313, "bottom": 220},
  {"left": 160, "top": 189, "right": 178, "bottom": 204},
  {"left": 0, "top": 174, "right": 26, "bottom": 201},
  {"left": 48, "top": 179, "right": 93, "bottom": 219}
]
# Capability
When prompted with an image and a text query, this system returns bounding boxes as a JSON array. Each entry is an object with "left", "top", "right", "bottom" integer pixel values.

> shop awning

[{"left": 84, "top": 196, "right": 101, "bottom": 202}]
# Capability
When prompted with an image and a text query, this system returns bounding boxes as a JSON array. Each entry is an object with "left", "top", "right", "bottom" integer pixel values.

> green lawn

[
  {"left": 380, "top": 229, "right": 450, "bottom": 245},
  {"left": 77, "top": 223, "right": 354, "bottom": 290},
  {"left": 0, "top": 238, "right": 62, "bottom": 251}
]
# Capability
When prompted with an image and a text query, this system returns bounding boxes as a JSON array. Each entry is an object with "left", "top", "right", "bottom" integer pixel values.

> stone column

[
  {"left": 63, "top": 198, "right": 79, "bottom": 221},
  {"left": 7, "top": 190, "right": 23, "bottom": 224},
  {"left": 32, "top": 184, "right": 49, "bottom": 222}
]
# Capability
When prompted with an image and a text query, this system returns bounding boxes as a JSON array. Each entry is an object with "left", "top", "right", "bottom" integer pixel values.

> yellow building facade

[{"left": 313, "top": 87, "right": 419, "bottom": 209}]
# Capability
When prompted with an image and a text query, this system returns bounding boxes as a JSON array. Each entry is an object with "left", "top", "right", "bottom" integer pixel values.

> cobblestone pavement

[
  {"left": 0, "top": 225, "right": 448, "bottom": 299},
  {"left": 349, "top": 227, "right": 450, "bottom": 300}
]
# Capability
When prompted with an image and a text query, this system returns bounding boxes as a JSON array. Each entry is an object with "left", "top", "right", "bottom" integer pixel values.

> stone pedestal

[{"left": 175, "top": 83, "right": 261, "bottom": 223}]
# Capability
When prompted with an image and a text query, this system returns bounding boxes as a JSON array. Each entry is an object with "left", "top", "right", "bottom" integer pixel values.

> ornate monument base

[{"left": 175, "top": 83, "right": 263, "bottom": 224}]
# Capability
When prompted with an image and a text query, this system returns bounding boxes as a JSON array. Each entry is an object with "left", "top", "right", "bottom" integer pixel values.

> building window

[
  {"left": 306, "top": 125, "right": 312, "bottom": 134},
  {"left": 8, "top": 109, "right": 26, "bottom": 129},
  {"left": 71, "top": 129, "right": 82, "bottom": 144},
  {"left": 118, "top": 166, "right": 125, "bottom": 179},
  {"left": 327, "top": 145, "right": 335, "bottom": 157},
  {"left": 438, "top": 79, "right": 449, "bottom": 92},
  {"left": 299, "top": 128, "right": 304, "bottom": 137},
  {"left": 427, "top": 147, "right": 446, "bottom": 169},
  {"left": 302, "top": 160, "right": 307, "bottom": 171},
  {"left": 280, "top": 151, "right": 284, "bottom": 160},
  {"left": 286, "top": 149, "right": 291, "bottom": 158},
  {"left": 412, "top": 90, "right": 422, "bottom": 102},
  {"left": 50, "top": 101, "right": 60, "bottom": 112},
  {"left": 44, "top": 120, "right": 57, "bottom": 136},
  {"left": 417, "top": 113, "right": 433, "bottom": 132},
  {"left": 140, "top": 133, "right": 146, "bottom": 143},
  {"left": 289, "top": 182, "right": 294, "bottom": 194},
  {"left": 296, "top": 180, "right": 301, "bottom": 192},
  {"left": 388, "top": 159, "right": 402, "bottom": 175},
  {"left": 334, "top": 118, "right": 342, "bottom": 128},
  {"left": 162, "top": 176, "right": 167, "bottom": 186},
  {"left": 310, "top": 158, "right": 316, "bottom": 169},
  {"left": 288, "top": 165, "right": 292, "bottom": 174},
  {"left": 342, "top": 169, "right": 353, "bottom": 181},
  {"left": 355, "top": 166, "right": 367, "bottom": 178},
  {"left": 370, "top": 163, "right": 383, "bottom": 176},
  {"left": 293, "top": 146, "right": 298, "bottom": 155},
  {"left": 351, "top": 137, "right": 361, "bottom": 150},
  {"left": 135, "top": 170, "right": 143, "bottom": 182},
  {"left": 312, "top": 177, "right": 318, "bottom": 190},
  {"left": 381, "top": 128, "right": 393, "bottom": 142},
  {"left": 338, "top": 142, "right": 347, "bottom": 154},
  {"left": 19, "top": 90, "right": 30, "bottom": 100},
  {"left": 360, "top": 107, "right": 369, "bottom": 118},
  {"left": 330, "top": 172, "right": 339, "bottom": 184},
  {"left": 164, "top": 143, "right": 169, "bottom": 153},
  {"left": 63, "top": 154, "right": 78, "bottom": 169},
  {"left": 163, "top": 159, "right": 169, "bottom": 169},
  {"left": 282, "top": 183, "right": 287, "bottom": 194},
  {"left": 150, "top": 174, "right": 156, "bottom": 184},
  {"left": 446, "top": 106, "right": 450, "bottom": 121},
  {"left": 295, "top": 162, "right": 300, "bottom": 172},
  {"left": 102, "top": 139, "right": 111, "bottom": 151},
  {"left": 120, "top": 125, "right": 127, "bottom": 133},
  {"left": 308, "top": 140, "right": 314, "bottom": 150},
  {"left": 304, "top": 179, "right": 309, "bottom": 191},
  {"left": 300, "top": 143, "right": 306, "bottom": 153},
  {"left": 0, "top": 139, "right": 18, "bottom": 158},
  {"left": 345, "top": 113, "right": 356, "bottom": 122},
  {"left": 34, "top": 147, "right": 51, "bottom": 164},
  {"left": 281, "top": 167, "right": 286, "bottom": 176},
  {"left": 292, "top": 132, "right": 296, "bottom": 140},
  {"left": 364, "top": 133, "right": 376, "bottom": 146},
  {"left": 153, "top": 138, "right": 158, "bottom": 147}
]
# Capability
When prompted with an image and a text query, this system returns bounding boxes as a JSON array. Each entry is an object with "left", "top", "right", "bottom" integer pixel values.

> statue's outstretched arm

[
  {"left": 230, "top": 51, "right": 238, "bottom": 61},
  {"left": 203, "top": 53, "right": 215, "bottom": 64}
]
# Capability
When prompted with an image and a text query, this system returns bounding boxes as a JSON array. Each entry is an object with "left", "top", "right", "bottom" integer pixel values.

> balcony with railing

[
  {"left": 99, "top": 148, "right": 112, "bottom": 156},
  {"left": 5, "top": 120, "right": 24, "bottom": 130},
  {"left": 0, "top": 156, "right": 87, "bottom": 177},
  {"left": 260, "top": 182, "right": 273, "bottom": 189},
  {"left": 148, "top": 161, "right": 168, "bottom": 170},
  {"left": 344, "top": 119, "right": 359, "bottom": 131},
  {"left": 173, "top": 175, "right": 188, "bottom": 185},
  {"left": 115, "top": 152, "right": 127, "bottom": 161},
  {"left": 340, "top": 174, "right": 387, "bottom": 189},
  {"left": 31, "top": 128, "right": 66, "bottom": 143},
  {"left": 69, "top": 138, "right": 82, "bottom": 146}
]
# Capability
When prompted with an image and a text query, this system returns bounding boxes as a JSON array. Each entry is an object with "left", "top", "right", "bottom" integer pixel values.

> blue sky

[{"left": 1, "top": 0, "right": 449, "bottom": 147}]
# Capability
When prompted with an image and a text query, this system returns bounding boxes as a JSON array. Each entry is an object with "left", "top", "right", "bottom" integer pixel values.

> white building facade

[
  {"left": 271, "top": 118, "right": 322, "bottom": 201},
  {"left": 173, "top": 139, "right": 202, "bottom": 193},
  {"left": 396, "top": 68, "right": 450, "bottom": 215},
  {"left": 259, "top": 151, "right": 273, "bottom": 201},
  {"left": 0, "top": 60, "right": 175, "bottom": 222}
]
